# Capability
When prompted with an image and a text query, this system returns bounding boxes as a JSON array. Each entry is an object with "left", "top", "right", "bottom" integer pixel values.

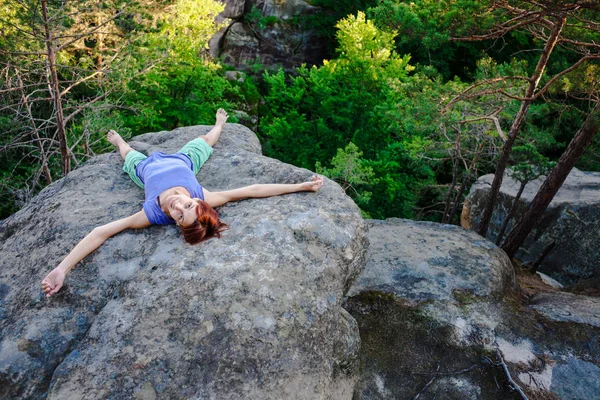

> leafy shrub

[{"left": 260, "top": 12, "right": 434, "bottom": 217}]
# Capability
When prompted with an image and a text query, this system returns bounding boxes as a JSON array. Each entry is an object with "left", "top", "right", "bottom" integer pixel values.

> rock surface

[
  {"left": 0, "top": 124, "right": 367, "bottom": 399},
  {"left": 529, "top": 291, "right": 600, "bottom": 328},
  {"left": 221, "top": 0, "right": 247, "bottom": 19},
  {"left": 462, "top": 168, "right": 600, "bottom": 284},
  {"left": 345, "top": 218, "right": 600, "bottom": 400},
  {"left": 345, "top": 219, "right": 518, "bottom": 399},
  {"left": 346, "top": 219, "right": 516, "bottom": 303},
  {"left": 211, "top": 0, "right": 327, "bottom": 70},
  {"left": 536, "top": 271, "right": 564, "bottom": 289}
]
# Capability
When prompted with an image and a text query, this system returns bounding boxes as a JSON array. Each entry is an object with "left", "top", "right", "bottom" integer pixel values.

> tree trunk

[
  {"left": 42, "top": 0, "right": 70, "bottom": 175},
  {"left": 495, "top": 180, "right": 526, "bottom": 245},
  {"left": 476, "top": 14, "right": 566, "bottom": 237},
  {"left": 95, "top": 14, "right": 104, "bottom": 71},
  {"left": 448, "top": 141, "right": 484, "bottom": 224},
  {"left": 446, "top": 172, "right": 469, "bottom": 224},
  {"left": 501, "top": 103, "right": 600, "bottom": 257},
  {"left": 442, "top": 155, "right": 459, "bottom": 223}
]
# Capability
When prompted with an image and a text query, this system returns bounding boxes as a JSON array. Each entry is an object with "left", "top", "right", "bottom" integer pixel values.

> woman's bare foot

[
  {"left": 199, "top": 110, "right": 229, "bottom": 146},
  {"left": 107, "top": 130, "right": 133, "bottom": 161},
  {"left": 107, "top": 130, "right": 126, "bottom": 146},
  {"left": 216, "top": 108, "right": 229, "bottom": 127}
]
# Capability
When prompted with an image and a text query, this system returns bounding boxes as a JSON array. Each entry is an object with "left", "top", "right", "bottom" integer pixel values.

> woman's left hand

[
  {"left": 42, "top": 268, "right": 66, "bottom": 297},
  {"left": 300, "top": 175, "right": 324, "bottom": 192}
]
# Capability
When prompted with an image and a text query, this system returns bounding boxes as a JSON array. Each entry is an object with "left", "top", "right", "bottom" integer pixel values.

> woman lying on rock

[{"left": 41, "top": 109, "right": 324, "bottom": 297}]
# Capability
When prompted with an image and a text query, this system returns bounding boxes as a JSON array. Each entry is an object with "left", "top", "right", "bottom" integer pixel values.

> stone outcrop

[
  {"left": 529, "top": 291, "right": 600, "bottom": 328},
  {"left": 0, "top": 124, "right": 367, "bottom": 399},
  {"left": 221, "top": 0, "right": 247, "bottom": 18},
  {"left": 346, "top": 219, "right": 516, "bottom": 304},
  {"left": 345, "top": 218, "right": 600, "bottom": 400},
  {"left": 4, "top": 124, "right": 599, "bottom": 400},
  {"left": 210, "top": 0, "right": 327, "bottom": 70},
  {"left": 462, "top": 168, "right": 600, "bottom": 285}
]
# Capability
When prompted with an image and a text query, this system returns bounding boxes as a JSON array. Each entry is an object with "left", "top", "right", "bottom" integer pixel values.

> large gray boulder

[
  {"left": 462, "top": 168, "right": 600, "bottom": 285},
  {"left": 345, "top": 219, "right": 518, "bottom": 399},
  {"left": 345, "top": 219, "right": 600, "bottom": 400},
  {"left": 529, "top": 291, "right": 600, "bottom": 328},
  {"left": 346, "top": 219, "right": 516, "bottom": 303},
  {"left": 0, "top": 124, "right": 367, "bottom": 399}
]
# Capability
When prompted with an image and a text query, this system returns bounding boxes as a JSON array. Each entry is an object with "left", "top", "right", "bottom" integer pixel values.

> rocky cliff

[
  {"left": 210, "top": 0, "right": 327, "bottom": 70},
  {"left": 346, "top": 219, "right": 600, "bottom": 400},
  {"left": 3, "top": 124, "right": 598, "bottom": 400},
  {"left": 0, "top": 124, "right": 367, "bottom": 399},
  {"left": 462, "top": 168, "right": 600, "bottom": 284}
]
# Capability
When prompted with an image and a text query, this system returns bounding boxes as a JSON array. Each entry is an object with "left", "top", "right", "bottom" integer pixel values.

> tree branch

[
  {"left": 56, "top": 10, "right": 125, "bottom": 51},
  {"left": 0, "top": 16, "right": 39, "bottom": 38},
  {"left": 460, "top": 112, "right": 508, "bottom": 142},
  {"left": 442, "top": 77, "right": 529, "bottom": 112},
  {"left": 557, "top": 37, "right": 600, "bottom": 51},
  {"left": 63, "top": 90, "right": 113, "bottom": 124},
  {"left": 59, "top": 71, "right": 103, "bottom": 97},
  {"left": 533, "top": 55, "right": 600, "bottom": 100},
  {"left": 450, "top": 14, "right": 545, "bottom": 42}
]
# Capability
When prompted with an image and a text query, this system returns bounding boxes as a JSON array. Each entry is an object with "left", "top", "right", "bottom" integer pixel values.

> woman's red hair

[{"left": 180, "top": 200, "right": 228, "bottom": 245}]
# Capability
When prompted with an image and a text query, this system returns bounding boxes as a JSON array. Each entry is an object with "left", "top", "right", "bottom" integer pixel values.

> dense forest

[{"left": 1, "top": 0, "right": 599, "bottom": 243}]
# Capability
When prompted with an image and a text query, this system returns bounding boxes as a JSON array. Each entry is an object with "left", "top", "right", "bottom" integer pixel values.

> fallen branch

[
  {"left": 413, "top": 362, "right": 440, "bottom": 400},
  {"left": 413, "top": 377, "right": 436, "bottom": 400},
  {"left": 412, "top": 364, "right": 477, "bottom": 376},
  {"left": 496, "top": 349, "right": 529, "bottom": 400}
]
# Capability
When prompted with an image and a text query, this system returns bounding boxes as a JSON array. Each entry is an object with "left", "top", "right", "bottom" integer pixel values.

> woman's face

[{"left": 165, "top": 193, "right": 199, "bottom": 227}]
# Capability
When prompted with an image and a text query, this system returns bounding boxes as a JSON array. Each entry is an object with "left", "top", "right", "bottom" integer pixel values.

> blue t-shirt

[{"left": 135, "top": 152, "right": 204, "bottom": 225}]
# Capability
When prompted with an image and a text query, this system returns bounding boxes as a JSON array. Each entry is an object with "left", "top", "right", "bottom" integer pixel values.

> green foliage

[
  {"left": 161, "top": 0, "right": 224, "bottom": 59},
  {"left": 262, "top": 11, "right": 414, "bottom": 161},
  {"left": 509, "top": 144, "right": 554, "bottom": 184},
  {"left": 316, "top": 142, "right": 374, "bottom": 209},
  {"left": 67, "top": 105, "right": 133, "bottom": 157},
  {"left": 366, "top": 0, "right": 492, "bottom": 79},
  {"left": 118, "top": 0, "right": 240, "bottom": 133},
  {"left": 0, "top": 0, "right": 235, "bottom": 218},
  {"left": 366, "top": 141, "right": 434, "bottom": 219},
  {"left": 244, "top": 6, "right": 281, "bottom": 29},
  {"left": 293, "top": 0, "right": 380, "bottom": 56},
  {"left": 261, "top": 12, "right": 433, "bottom": 218},
  {"left": 122, "top": 63, "right": 239, "bottom": 133}
]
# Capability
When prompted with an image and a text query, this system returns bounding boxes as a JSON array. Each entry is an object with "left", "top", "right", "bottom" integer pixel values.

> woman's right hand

[
  {"left": 299, "top": 175, "right": 324, "bottom": 192},
  {"left": 42, "top": 268, "right": 66, "bottom": 297}
]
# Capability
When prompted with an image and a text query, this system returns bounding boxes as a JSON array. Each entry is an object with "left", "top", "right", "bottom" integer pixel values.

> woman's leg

[
  {"left": 178, "top": 109, "right": 229, "bottom": 174},
  {"left": 108, "top": 130, "right": 146, "bottom": 188},
  {"left": 107, "top": 130, "right": 134, "bottom": 161},
  {"left": 178, "top": 139, "right": 214, "bottom": 175},
  {"left": 199, "top": 108, "right": 229, "bottom": 147}
]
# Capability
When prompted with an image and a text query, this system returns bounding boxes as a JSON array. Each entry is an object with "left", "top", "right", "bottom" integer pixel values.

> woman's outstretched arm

[
  {"left": 41, "top": 210, "right": 150, "bottom": 297},
  {"left": 204, "top": 176, "right": 324, "bottom": 208}
]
